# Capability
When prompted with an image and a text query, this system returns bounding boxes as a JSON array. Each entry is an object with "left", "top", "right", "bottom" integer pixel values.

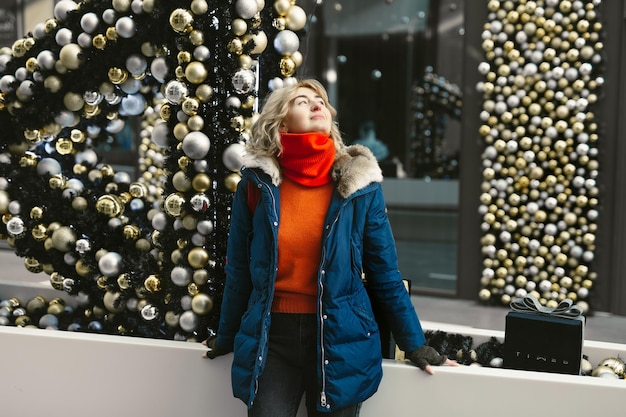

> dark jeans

[{"left": 249, "top": 313, "right": 361, "bottom": 417}]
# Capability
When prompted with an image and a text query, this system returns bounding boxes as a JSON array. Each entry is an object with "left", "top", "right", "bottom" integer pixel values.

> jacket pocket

[{"left": 351, "top": 296, "right": 380, "bottom": 338}]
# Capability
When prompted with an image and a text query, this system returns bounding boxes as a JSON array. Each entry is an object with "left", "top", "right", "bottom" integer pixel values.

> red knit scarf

[{"left": 278, "top": 132, "right": 335, "bottom": 187}]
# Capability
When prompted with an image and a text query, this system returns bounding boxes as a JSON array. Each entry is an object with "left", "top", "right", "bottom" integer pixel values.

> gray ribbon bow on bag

[{"left": 510, "top": 294, "right": 584, "bottom": 319}]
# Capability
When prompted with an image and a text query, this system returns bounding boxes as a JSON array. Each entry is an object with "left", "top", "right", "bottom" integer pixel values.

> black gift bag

[{"left": 503, "top": 295, "right": 585, "bottom": 375}]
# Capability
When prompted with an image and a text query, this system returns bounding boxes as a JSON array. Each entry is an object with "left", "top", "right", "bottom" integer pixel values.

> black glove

[
  {"left": 204, "top": 336, "right": 229, "bottom": 359},
  {"left": 406, "top": 345, "right": 447, "bottom": 370}
]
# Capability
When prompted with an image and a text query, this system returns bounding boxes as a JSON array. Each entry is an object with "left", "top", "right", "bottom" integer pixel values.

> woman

[{"left": 203, "top": 79, "right": 455, "bottom": 416}]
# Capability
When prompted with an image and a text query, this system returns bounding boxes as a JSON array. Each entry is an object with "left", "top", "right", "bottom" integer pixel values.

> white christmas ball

[
  {"left": 55, "top": 28, "right": 74, "bottom": 46},
  {"left": 179, "top": 310, "right": 199, "bottom": 332},
  {"left": 222, "top": 142, "right": 246, "bottom": 172},
  {"left": 151, "top": 121, "right": 170, "bottom": 148},
  {"left": 59, "top": 43, "right": 84, "bottom": 70},
  {"left": 36, "top": 50, "right": 56, "bottom": 70},
  {"left": 126, "top": 54, "right": 147, "bottom": 74},
  {"left": 36, "top": 158, "right": 62, "bottom": 176},
  {"left": 193, "top": 45, "right": 211, "bottom": 61},
  {"left": 0, "top": 75, "right": 15, "bottom": 93},
  {"left": 98, "top": 251, "right": 123, "bottom": 277},
  {"left": 54, "top": 0, "right": 78, "bottom": 21},
  {"left": 151, "top": 211, "right": 169, "bottom": 231},
  {"left": 235, "top": 0, "right": 259, "bottom": 19},
  {"left": 196, "top": 220, "right": 214, "bottom": 235},
  {"left": 182, "top": 131, "right": 211, "bottom": 159},
  {"left": 75, "top": 149, "right": 98, "bottom": 166},
  {"left": 115, "top": 16, "right": 136, "bottom": 38},
  {"left": 106, "top": 118, "right": 125, "bottom": 134},
  {"left": 120, "top": 94, "right": 145, "bottom": 116},
  {"left": 80, "top": 12, "right": 100, "bottom": 33},
  {"left": 268, "top": 77, "right": 284, "bottom": 91},
  {"left": 150, "top": 57, "right": 169, "bottom": 83},
  {"left": 171, "top": 266, "right": 192, "bottom": 286},
  {"left": 273, "top": 30, "right": 300, "bottom": 55},
  {"left": 77, "top": 33, "right": 92, "bottom": 48},
  {"left": 102, "top": 8, "right": 116, "bottom": 24}
]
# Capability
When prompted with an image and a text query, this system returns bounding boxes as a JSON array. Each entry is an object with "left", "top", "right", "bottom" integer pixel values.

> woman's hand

[
  {"left": 202, "top": 336, "right": 229, "bottom": 359},
  {"left": 406, "top": 345, "right": 458, "bottom": 375}
]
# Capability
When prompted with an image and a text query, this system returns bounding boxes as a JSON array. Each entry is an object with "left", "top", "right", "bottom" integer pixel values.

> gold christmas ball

[
  {"left": 232, "top": 18, "right": 248, "bottom": 36},
  {"left": 51, "top": 225, "right": 77, "bottom": 252},
  {"left": 178, "top": 156, "right": 191, "bottom": 171},
  {"left": 117, "top": 274, "right": 131, "bottom": 290},
  {"left": 173, "top": 171, "right": 192, "bottom": 192},
  {"left": 108, "top": 67, "right": 128, "bottom": 84},
  {"left": 50, "top": 272, "right": 64, "bottom": 290},
  {"left": 164, "top": 193, "right": 186, "bottom": 217},
  {"left": 280, "top": 56, "right": 296, "bottom": 77},
  {"left": 185, "top": 61, "right": 208, "bottom": 84},
  {"left": 63, "top": 92, "right": 84, "bottom": 112},
  {"left": 136, "top": 238, "right": 152, "bottom": 252},
  {"left": 187, "top": 247, "right": 209, "bottom": 269},
  {"left": 191, "top": 293, "right": 213, "bottom": 315},
  {"left": 47, "top": 298, "right": 66, "bottom": 315},
  {"left": 190, "top": 0, "right": 208, "bottom": 15},
  {"left": 274, "top": 0, "right": 291, "bottom": 16},
  {"left": 24, "top": 257, "right": 42, "bottom": 273},
  {"left": 93, "top": 34, "right": 107, "bottom": 49},
  {"left": 182, "top": 97, "right": 200, "bottom": 115},
  {"left": 103, "top": 291, "right": 125, "bottom": 313},
  {"left": 144, "top": 275, "right": 162, "bottom": 292},
  {"left": 191, "top": 173, "right": 211, "bottom": 193},
  {"left": 224, "top": 173, "right": 241, "bottom": 192},
  {"left": 227, "top": 38, "right": 243, "bottom": 54},
  {"left": 193, "top": 269, "right": 209, "bottom": 285},
  {"left": 159, "top": 103, "right": 171, "bottom": 120},
  {"left": 31, "top": 224, "right": 47, "bottom": 241},
  {"left": 48, "top": 175, "right": 66, "bottom": 190},
  {"left": 189, "top": 29, "right": 204, "bottom": 46},
  {"left": 15, "top": 316, "right": 32, "bottom": 327},
  {"left": 173, "top": 122, "right": 189, "bottom": 140},
  {"left": 230, "top": 115, "right": 245, "bottom": 131},
  {"left": 96, "top": 195, "right": 124, "bottom": 217},
  {"left": 170, "top": 8, "right": 194, "bottom": 33},
  {"left": 187, "top": 115, "right": 204, "bottom": 131},
  {"left": 56, "top": 138, "right": 74, "bottom": 155},
  {"left": 286, "top": 5, "right": 307, "bottom": 31},
  {"left": 165, "top": 310, "right": 180, "bottom": 327},
  {"left": 72, "top": 196, "right": 88, "bottom": 211},
  {"left": 239, "top": 54, "right": 253, "bottom": 69},
  {"left": 273, "top": 17, "right": 287, "bottom": 31},
  {"left": 129, "top": 182, "right": 149, "bottom": 198},
  {"left": 30, "top": 206, "right": 44, "bottom": 220},
  {"left": 104, "top": 26, "right": 119, "bottom": 41},
  {"left": 75, "top": 259, "right": 92, "bottom": 277},
  {"left": 123, "top": 224, "right": 141, "bottom": 240},
  {"left": 195, "top": 84, "right": 214, "bottom": 102}
]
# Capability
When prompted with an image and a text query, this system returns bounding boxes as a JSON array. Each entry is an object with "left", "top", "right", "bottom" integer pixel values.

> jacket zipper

[
  {"left": 318, "top": 205, "right": 343, "bottom": 409},
  {"left": 249, "top": 172, "right": 280, "bottom": 401}
]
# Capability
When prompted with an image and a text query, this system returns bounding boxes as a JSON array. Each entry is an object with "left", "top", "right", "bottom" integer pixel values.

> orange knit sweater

[{"left": 271, "top": 177, "right": 334, "bottom": 313}]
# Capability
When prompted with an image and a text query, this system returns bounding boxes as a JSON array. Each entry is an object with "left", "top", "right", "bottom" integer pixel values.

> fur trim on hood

[{"left": 242, "top": 144, "right": 383, "bottom": 198}]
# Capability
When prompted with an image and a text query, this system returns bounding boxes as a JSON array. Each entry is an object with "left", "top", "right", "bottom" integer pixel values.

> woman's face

[{"left": 281, "top": 87, "right": 332, "bottom": 134}]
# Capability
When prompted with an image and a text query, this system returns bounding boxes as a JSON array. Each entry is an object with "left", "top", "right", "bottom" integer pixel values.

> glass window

[{"left": 302, "top": 0, "right": 465, "bottom": 294}]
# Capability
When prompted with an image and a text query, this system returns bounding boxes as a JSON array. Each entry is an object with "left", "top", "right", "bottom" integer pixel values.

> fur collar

[{"left": 242, "top": 144, "right": 383, "bottom": 198}]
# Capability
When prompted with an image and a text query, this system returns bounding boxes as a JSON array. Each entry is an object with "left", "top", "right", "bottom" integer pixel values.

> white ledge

[{"left": 1, "top": 322, "right": 624, "bottom": 416}]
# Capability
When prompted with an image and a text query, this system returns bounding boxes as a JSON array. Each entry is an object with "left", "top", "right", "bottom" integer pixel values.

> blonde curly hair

[{"left": 246, "top": 79, "right": 345, "bottom": 158}]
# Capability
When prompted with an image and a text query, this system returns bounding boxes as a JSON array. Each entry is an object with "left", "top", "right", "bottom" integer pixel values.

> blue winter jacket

[{"left": 216, "top": 144, "right": 426, "bottom": 412}]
